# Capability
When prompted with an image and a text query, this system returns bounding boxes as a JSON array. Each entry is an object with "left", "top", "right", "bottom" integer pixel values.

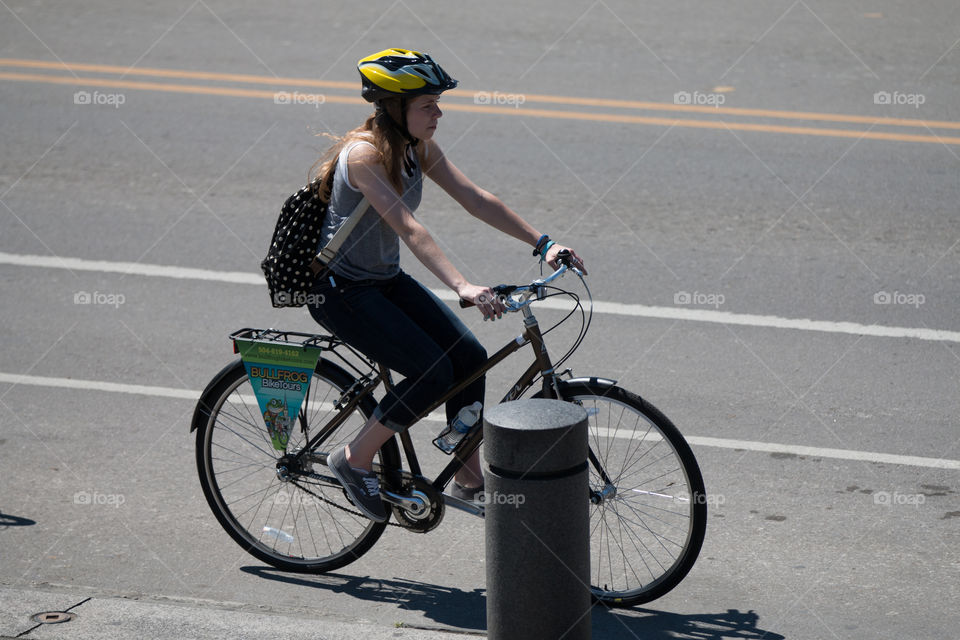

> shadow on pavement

[
  {"left": 241, "top": 566, "right": 486, "bottom": 630},
  {"left": 595, "top": 606, "right": 787, "bottom": 639},
  {"left": 0, "top": 512, "right": 37, "bottom": 528},
  {"left": 242, "top": 566, "right": 785, "bottom": 638}
]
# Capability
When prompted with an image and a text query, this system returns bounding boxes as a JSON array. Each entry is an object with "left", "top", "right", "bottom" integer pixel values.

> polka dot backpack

[{"left": 260, "top": 176, "right": 368, "bottom": 308}]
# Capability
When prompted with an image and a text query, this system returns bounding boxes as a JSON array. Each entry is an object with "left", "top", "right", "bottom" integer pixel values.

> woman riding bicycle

[{"left": 309, "top": 48, "right": 586, "bottom": 522}]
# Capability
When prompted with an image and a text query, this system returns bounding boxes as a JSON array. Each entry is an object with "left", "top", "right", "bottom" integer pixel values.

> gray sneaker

[
  {"left": 327, "top": 447, "right": 387, "bottom": 523},
  {"left": 450, "top": 481, "right": 485, "bottom": 502}
]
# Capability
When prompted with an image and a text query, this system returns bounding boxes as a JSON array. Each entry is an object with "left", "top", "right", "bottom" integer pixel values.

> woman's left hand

[{"left": 544, "top": 244, "right": 588, "bottom": 275}]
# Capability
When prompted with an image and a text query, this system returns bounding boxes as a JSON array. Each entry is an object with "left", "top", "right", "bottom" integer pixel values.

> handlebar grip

[{"left": 460, "top": 285, "right": 515, "bottom": 309}]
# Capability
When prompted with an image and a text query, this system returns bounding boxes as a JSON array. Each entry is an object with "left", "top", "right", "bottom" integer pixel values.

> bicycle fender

[
  {"left": 190, "top": 359, "right": 244, "bottom": 432},
  {"left": 561, "top": 376, "right": 618, "bottom": 389}
]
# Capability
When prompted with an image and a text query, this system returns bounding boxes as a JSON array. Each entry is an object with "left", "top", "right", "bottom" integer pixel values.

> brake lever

[{"left": 555, "top": 248, "right": 587, "bottom": 277}]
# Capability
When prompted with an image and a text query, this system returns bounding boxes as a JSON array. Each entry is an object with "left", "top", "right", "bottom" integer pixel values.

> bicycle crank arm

[{"left": 380, "top": 489, "right": 428, "bottom": 517}]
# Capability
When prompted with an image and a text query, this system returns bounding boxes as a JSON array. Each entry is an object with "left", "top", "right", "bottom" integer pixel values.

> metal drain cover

[{"left": 31, "top": 610, "right": 76, "bottom": 624}]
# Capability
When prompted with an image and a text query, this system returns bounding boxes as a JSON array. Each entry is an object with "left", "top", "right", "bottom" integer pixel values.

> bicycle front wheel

[
  {"left": 193, "top": 358, "right": 399, "bottom": 573},
  {"left": 553, "top": 381, "right": 707, "bottom": 607}
]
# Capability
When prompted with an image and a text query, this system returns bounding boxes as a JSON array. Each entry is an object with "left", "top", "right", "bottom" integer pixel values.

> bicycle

[{"left": 191, "top": 252, "right": 707, "bottom": 607}]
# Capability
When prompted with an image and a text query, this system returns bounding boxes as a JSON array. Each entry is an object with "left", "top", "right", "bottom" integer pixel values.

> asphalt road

[{"left": 1, "top": 2, "right": 958, "bottom": 639}]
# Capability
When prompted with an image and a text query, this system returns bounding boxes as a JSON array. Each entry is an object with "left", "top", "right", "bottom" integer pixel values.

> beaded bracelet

[
  {"left": 538, "top": 240, "right": 556, "bottom": 263},
  {"left": 532, "top": 234, "right": 550, "bottom": 256}
]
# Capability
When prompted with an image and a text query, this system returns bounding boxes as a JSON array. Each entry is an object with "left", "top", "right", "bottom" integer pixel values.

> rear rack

[
  {"left": 230, "top": 327, "right": 338, "bottom": 352},
  {"left": 229, "top": 327, "right": 377, "bottom": 382}
]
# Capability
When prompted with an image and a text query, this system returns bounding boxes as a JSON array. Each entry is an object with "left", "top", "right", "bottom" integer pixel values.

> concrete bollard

[{"left": 484, "top": 398, "right": 590, "bottom": 640}]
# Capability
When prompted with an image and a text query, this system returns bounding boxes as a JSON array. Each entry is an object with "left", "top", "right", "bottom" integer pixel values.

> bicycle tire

[
  {"left": 540, "top": 381, "right": 707, "bottom": 606},
  {"left": 193, "top": 358, "right": 400, "bottom": 573}
]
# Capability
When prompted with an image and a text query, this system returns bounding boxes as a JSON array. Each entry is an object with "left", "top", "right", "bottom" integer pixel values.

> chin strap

[
  {"left": 374, "top": 100, "right": 420, "bottom": 177},
  {"left": 375, "top": 101, "right": 419, "bottom": 146}
]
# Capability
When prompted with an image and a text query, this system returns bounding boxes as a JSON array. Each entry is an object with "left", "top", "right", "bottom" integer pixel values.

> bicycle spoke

[
  {"left": 561, "top": 384, "right": 705, "bottom": 605},
  {"left": 196, "top": 360, "right": 391, "bottom": 573}
]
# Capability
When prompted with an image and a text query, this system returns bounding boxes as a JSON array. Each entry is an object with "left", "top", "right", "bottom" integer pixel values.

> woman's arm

[
  {"left": 422, "top": 139, "right": 586, "bottom": 273},
  {"left": 422, "top": 139, "right": 538, "bottom": 245},
  {"left": 349, "top": 143, "right": 506, "bottom": 318}
]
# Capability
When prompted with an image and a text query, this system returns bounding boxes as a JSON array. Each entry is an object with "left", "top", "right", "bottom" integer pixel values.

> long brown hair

[{"left": 310, "top": 97, "right": 421, "bottom": 201}]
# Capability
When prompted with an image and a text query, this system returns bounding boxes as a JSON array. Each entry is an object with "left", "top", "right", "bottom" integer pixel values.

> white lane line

[
  {"left": 0, "top": 372, "right": 199, "bottom": 399},
  {"left": 3, "top": 251, "right": 958, "bottom": 343},
  {"left": 0, "top": 251, "right": 260, "bottom": 284},
  {"left": 2, "top": 372, "right": 957, "bottom": 470},
  {"left": 434, "top": 292, "right": 960, "bottom": 343},
  {"left": 684, "top": 436, "right": 960, "bottom": 470}
]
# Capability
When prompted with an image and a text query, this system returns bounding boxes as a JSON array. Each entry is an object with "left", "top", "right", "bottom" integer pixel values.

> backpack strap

[{"left": 309, "top": 195, "right": 369, "bottom": 275}]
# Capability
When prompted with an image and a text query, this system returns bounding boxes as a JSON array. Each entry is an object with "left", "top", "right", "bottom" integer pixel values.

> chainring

[{"left": 390, "top": 475, "right": 444, "bottom": 533}]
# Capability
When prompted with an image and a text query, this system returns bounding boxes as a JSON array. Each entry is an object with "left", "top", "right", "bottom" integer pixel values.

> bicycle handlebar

[{"left": 458, "top": 249, "right": 583, "bottom": 311}]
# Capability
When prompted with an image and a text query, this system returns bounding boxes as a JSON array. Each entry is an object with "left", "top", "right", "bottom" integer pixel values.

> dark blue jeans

[{"left": 308, "top": 271, "right": 487, "bottom": 432}]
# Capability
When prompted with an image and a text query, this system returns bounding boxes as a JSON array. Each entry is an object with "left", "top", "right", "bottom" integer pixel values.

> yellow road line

[
  {"left": 0, "top": 71, "right": 359, "bottom": 103},
  {"left": 0, "top": 58, "right": 356, "bottom": 91},
  {"left": 453, "top": 102, "right": 960, "bottom": 145},
  {"left": 2, "top": 57, "right": 957, "bottom": 132},
  {"left": 494, "top": 92, "right": 960, "bottom": 131},
  {"left": 3, "top": 70, "right": 959, "bottom": 146}
]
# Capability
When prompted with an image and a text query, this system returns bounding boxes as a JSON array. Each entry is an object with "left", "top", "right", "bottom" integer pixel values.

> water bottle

[{"left": 433, "top": 401, "right": 483, "bottom": 454}]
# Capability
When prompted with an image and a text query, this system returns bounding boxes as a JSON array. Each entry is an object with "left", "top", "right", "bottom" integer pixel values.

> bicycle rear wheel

[
  {"left": 551, "top": 381, "right": 707, "bottom": 607},
  {"left": 193, "top": 358, "right": 399, "bottom": 573}
]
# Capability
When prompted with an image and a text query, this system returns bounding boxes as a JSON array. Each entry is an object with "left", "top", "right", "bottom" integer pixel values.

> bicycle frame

[
  {"left": 200, "top": 256, "right": 707, "bottom": 606},
  {"left": 291, "top": 303, "right": 560, "bottom": 494}
]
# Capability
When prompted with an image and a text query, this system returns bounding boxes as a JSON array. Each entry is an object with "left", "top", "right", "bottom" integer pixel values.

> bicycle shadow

[
  {"left": 240, "top": 566, "right": 486, "bottom": 629},
  {"left": 594, "top": 606, "right": 787, "bottom": 639},
  {"left": 0, "top": 511, "right": 37, "bottom": 528},
  {"left": 241, "top": 566, "right": 785, "bottom": 638}
]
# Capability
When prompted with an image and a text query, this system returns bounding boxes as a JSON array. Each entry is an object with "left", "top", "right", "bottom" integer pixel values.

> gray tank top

[{"left": 318, "top": 140, "right": 423, "bottom": 280}]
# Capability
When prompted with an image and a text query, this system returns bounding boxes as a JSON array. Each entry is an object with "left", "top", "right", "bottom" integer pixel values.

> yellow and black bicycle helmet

[{"left": 358, "top": 48, "right": 458, "bottom": 103}]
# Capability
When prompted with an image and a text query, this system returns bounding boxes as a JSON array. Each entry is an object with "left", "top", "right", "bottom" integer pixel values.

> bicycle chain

[{"left": 291, "top": 477, "right": 407, "bottom": 528}]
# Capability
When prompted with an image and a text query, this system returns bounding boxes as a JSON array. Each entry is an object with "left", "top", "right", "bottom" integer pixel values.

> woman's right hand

[{"left": 458, "top": 283, "right": 507, "bottom": 321}]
